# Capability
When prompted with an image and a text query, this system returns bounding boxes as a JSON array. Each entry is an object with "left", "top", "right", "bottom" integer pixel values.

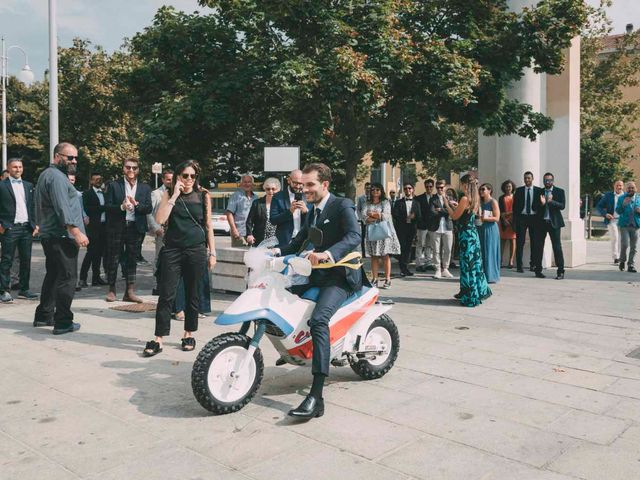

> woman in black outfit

[
  {"left": 143, "top": 160, "right": 216, "bottom": 357},
  {"left": 246, "top": 177, "right": 280, "bottom": 246}
]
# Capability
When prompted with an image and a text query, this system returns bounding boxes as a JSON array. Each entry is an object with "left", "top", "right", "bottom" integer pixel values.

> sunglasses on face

[
  {"left": 370, "top": 188, "right": 381, "bottom": 192},
  {"left": 58, "top": 154, "right": 78, "bottom": 161},
  {"left": 404, "top": 187, "right": 413, "bottom": 191},
  {"left": 181, "top": 173, "right": 196, "bottom": 180},
  {"left": 436, "top": 186, "right": 444, "bottom": 189},
  {"left": 124, "top": 165, "right": 139, "bottom": 171}
]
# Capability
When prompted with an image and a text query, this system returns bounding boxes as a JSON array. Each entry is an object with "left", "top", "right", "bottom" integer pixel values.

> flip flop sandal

[
  {"left": 143, "top": 340, "right": 162, "bottom": 357},
  {"left": 181, "top": 337, "right": 196, "bottom": 352}
]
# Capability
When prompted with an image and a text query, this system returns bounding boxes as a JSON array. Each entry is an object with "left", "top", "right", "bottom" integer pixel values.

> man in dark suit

[
  {"left": 270, "top": 169, "right": 308, "bottom": 246},
  {"left": 278, "top": 163, "right": 362, "bottom": 420},
  {"left": 104, "top": 158, "right": 152, "bottom": 302},
  {"left": 392, "top": 182, "right": 421, "bottom": 276},
  {"left": 0, "top": 158, "right": 38, "bottom": 301},
  {"left": 513, "top": 171, "right": 543, "bottom": 273},
  {"left": 79, "top": 173, "right": 107, "bottom": 287},
  {"left": 534, "top": 172, "right": 566, "bottom": 280}
]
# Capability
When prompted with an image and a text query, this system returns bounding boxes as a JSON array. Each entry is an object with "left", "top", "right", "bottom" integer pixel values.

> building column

[{"left": 543, "top": 37, "right": 586, "bottom": 267}]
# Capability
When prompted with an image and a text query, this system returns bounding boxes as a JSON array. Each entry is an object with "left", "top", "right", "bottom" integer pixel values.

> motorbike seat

[{"left": 301, "top": 286, "right": 371, "bottom": 307}]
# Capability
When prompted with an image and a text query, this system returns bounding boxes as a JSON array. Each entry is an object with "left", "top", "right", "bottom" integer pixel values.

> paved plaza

[{"left": 1, "top": 238, "right": 639, "bottom": 479}]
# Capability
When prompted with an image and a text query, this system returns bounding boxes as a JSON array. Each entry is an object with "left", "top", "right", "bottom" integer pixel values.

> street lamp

[{"left": 1, "top": 37, "right": 35, "bottom": 171}]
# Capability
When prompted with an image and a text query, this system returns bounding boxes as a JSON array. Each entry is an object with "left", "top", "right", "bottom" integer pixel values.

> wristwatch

[{"left": 208, "top": 250, "right": 217, "bottom": 258}]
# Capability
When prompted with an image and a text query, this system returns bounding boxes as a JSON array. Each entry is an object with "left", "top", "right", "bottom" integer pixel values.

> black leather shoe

[
  {"left": 404, "top": 270, "right": 414, "bottom": 277},
  {"left": 535, "top": 272, "right": 546, "bottom": 279},
  {"left": 78, "top": 280, "right": 89, "bottom": 288},
  {"left": 288, "top": 395, "right": 324, "bottom": 419},
  {"left": 33, "top": 318, "right": 54, "bottom": 327},
  {"left": 556, "top": 273, "right": 565, "bottom": 280},
  {"left": 275, "top": 357, "right": 287, "bottom": 366},
  {"left": 52, "top": 323, "right": 81, "bottom": 335},
  {"left": 92, "top": 277, "right": 107, "bottom": 286},
  {"left": 619, "top": 261, "right": 625, "bottom": 271},
  {"left": 629, "top": 267, "right": 637, "bottom": 273},
  {"left": 516, "top": 267, "right": 524, "bottom": 273}
]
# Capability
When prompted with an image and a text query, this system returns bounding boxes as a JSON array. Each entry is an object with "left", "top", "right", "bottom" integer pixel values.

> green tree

[
  {"left": 57, "top": 39, "right": 141, "bottom": 184},
  {"left": 194, "top": 0, "right": 587, "bottom": 198},
  {"left": 580, "top": 1, "right": 638, "bottom": 196}
]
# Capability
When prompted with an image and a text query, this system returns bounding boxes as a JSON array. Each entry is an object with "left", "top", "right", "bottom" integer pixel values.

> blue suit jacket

[
  {"left": 596, "top": 191, "right": 617, "bottom": 225},
  {"left": 280, "top": 194, "right": 363, "bottom": 291},
  {"left": 270, "top": 189, "right": 309, "bottom": 246}
]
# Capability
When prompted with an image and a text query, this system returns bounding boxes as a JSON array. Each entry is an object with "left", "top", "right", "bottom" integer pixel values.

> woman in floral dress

[
  {"left": 443, "top": 174, "right": 491, "bottom": 307},
  {"left": 360, "top": 183, "right": 401, "bottom": 289}
]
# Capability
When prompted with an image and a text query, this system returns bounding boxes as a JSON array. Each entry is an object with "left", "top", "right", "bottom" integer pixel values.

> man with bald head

[
  {"left": 33, "top": 142, "right": 88, "bottom": 334},
  {"left": 270, "top": 169, "right": 309, "bottom": 246},
  {"left": 226, "top": 174, "right": 258, "bottom": 247}
]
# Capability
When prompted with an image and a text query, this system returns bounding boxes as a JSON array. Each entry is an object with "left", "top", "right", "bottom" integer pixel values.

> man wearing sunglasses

[
  {"left": 104, "top": 158, "right": 152, "bottom": 302},
  {"left": 33, "top": 142, "right": 88, "bottom": 334}
]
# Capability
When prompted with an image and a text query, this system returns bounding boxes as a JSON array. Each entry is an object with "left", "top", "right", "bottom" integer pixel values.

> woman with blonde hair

[
  {"left": 443, "top": 174, "right": 491, "bottom": 307},
  {"left": 246, "top": 177, "right": 280, "bottom": 246}
]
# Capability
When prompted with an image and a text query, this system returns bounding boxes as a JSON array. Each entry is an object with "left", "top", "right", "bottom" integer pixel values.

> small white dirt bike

[{"left": 191, "top": 228, "right": 400, "bottom": 414}]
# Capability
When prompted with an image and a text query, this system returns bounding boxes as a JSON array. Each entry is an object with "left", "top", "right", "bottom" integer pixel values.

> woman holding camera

[{"left": 143, "top": 160, "right": 216, "bottom": 357}]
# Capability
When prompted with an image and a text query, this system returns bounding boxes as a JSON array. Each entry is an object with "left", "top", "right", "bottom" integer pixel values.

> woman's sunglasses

[{"left": 181, "top": 173, "right": 197, "bottom": 180}]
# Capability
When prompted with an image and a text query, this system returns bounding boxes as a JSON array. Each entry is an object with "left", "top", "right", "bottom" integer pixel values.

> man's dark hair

[
  {"left": 524, "top": 171, "right": 534, "bottom": 178},
  {"left": 162, "top": 168, "right": 173, "bottom": 177},
  {"left": 124, "top": 157, "right": 139, "bottom": 165},
  {"left": 364, "top": 182, "right": 370, "bottom": 186},
  {"left": 7, "top": 158, "right": 22, "bottom": 166},
  {"left": 543, "top": 172, "right": 554, "bottom": 179},
  {"left": 403, "top": 182, "right": 414, "bottom": 188},
  {"left": 302, "top": 163, "right": 332, "bottom": 183},
  {"left": 90, "top": 172, "right": 102, "bottom": 178},
  {"left": 435, "top": 179, "right": 446, "bottom": 187},
  {"left": 425, "top": 178, "right": 435, "bottom": 186}
]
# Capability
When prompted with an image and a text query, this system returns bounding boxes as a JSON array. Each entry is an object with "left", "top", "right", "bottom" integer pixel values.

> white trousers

[
  {"left": 415, "top": 229, "right": 433, "bottom": 266},
  {"left": 608, "top": 222, "right": 620, "bottom": 261},
  {"left": 432, "top": 231, "right": 453, "bottom": 271}
]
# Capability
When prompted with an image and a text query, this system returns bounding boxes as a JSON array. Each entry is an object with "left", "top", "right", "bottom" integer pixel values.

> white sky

[{"left": 0, "top": 0, "right": 638, "bottom": 80}]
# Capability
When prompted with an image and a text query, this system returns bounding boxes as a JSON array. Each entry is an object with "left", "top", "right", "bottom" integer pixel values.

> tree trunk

[{"left": 344, "top": 154, "right": 359, "bottom": 202}]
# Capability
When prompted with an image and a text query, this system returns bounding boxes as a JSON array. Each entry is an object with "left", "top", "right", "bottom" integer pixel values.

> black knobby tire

[
  {"left": 191, "top": 333, "right": 264, "bottom": 415},
  {"left": 350, "top": 314, "right": 399, "bottom": 380}
]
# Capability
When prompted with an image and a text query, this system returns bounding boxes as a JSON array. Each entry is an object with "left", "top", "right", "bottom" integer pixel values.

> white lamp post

[{"left": 1, "top": 38, "right": 35, "bottom": 171}]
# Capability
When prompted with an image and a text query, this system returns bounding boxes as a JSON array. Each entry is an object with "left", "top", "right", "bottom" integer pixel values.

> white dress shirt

[
  {"left": 93, "top": 186, "right": 106, "bottom": 222},
  {"left": 521, "top": 186, "right": 536, "bottom": 215},
  {"left": 124, "top": 180, "right": 138, "bottom": 222},
  {"left": 288, "top": 188, "right": 301, "bottom": 237},
  {"left": 405, "top": 198, "right": 413, "bottom": 222},
  {"left": 614, "top": 192, "right": 623, "bottom": 219},
  {"left": 10, "top": 178, "right": 29, "bottom": 224},
  {"left": 436, "top": 195, "right": 447, "bottom": 233}
]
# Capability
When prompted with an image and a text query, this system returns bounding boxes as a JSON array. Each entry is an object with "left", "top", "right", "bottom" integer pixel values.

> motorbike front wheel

[
  {"left": 350, "top": 314, "right": 399, "bottom": 380},
  {"left": 192, "top": 333, "right": 264, "bottom": 414}
]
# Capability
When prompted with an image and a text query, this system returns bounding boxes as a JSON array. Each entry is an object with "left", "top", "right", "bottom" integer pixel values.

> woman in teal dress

[
  {"left": 479, "top": 183, "right": 501, "bottom": 283},
  {"left": 443, "top": 174, "right": 491, "bottom": 307}
]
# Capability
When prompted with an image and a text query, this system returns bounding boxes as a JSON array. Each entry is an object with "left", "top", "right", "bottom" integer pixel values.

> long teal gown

[
  {"left": 457, "top": 207, "right": 491, "bottom": 307},
  {"left": 479, "top": 201, "right": 501, "bottom": 284}
]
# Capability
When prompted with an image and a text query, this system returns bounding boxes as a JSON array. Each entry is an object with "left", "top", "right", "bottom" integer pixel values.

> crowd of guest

[{"left": 2, "top": 143, "right": 638, "bottom": 343}]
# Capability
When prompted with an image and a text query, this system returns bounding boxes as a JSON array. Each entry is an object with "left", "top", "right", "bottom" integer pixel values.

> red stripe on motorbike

[{"left": 286, "top": 294, "right": 378, "bottom": 359}]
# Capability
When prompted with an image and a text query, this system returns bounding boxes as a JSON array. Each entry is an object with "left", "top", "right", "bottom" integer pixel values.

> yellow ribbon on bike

[{"left": 311, "top": 251, "right": 363, "bottom": 270}]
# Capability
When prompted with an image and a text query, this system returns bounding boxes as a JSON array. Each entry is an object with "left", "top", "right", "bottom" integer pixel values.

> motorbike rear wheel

[
  {"left": 350, "top": 314, "right": 399, "bottom": 380},
  {"left": 192, "top": 333, "right": 264, "bottom": 414}
]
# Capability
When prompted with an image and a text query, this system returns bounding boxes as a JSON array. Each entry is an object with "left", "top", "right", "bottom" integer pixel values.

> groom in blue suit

[{"left": 277, "top": 163, "right": 362, "bottom": 420}]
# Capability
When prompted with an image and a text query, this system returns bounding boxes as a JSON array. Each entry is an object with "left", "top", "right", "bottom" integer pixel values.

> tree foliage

[{"left": 580, "top": 1, "right": 638, "bottom": 196}]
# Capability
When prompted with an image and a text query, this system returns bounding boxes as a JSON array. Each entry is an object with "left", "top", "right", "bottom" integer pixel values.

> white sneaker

[
  {"left": 434, "top": 270, "right": 442, "bottom": 279},
  {"left": 441, "top": 269, "right": 454, "bottom": 278}
]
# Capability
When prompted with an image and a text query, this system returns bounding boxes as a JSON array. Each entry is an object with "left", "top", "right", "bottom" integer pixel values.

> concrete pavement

[{"left": 1, "top": 238, "right": 639, "bottom": 479}]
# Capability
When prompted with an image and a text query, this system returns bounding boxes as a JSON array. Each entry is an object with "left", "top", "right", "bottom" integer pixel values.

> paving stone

[
  {"left": 549, "top": 443, "right": 640, "bottom": 480},
  {"left": 544, "top": 409, "right": 629, "bottom": 444}
]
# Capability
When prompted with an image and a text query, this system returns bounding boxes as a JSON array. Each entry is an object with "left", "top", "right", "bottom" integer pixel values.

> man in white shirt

[
  {"left": 147, "top": 169, "right": 173, "bottom": 295},
  {"left": 513, "top": 171, "right": 543, "bottom": 273},
  {"left": 428, "top": 180, "right": 454, "bottom": 279},
  {"left": 0, "top": 158, "right": 38, "bottom": 301}
]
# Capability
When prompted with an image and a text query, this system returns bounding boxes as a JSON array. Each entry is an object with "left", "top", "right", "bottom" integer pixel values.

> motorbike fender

[{"left": 343, "top": 304, "right": 392, "bottom": 353}]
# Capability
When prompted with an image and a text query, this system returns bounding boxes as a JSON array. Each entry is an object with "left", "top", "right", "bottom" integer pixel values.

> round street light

[{"left": 2, "top": 39, "right": 34, "bottom": 170}]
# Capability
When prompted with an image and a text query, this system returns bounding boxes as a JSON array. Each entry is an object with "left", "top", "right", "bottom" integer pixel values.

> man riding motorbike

[{"left": 273, "top": 162, "right": 363, "bottom": 420}]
